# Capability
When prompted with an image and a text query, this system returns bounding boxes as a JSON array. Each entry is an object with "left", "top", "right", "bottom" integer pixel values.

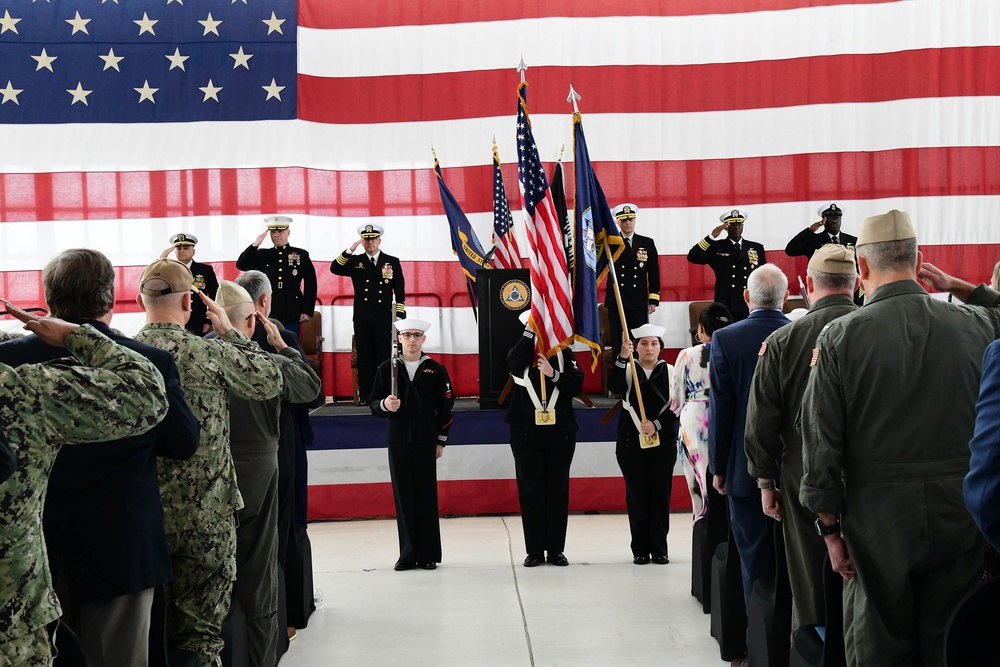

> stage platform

[{"left": 305, "top": 395, "right": 694, "bottom": 521}]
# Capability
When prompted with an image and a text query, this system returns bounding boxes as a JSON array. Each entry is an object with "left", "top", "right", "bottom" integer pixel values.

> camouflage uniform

[
  {"left": 134, "top": 323, "right": 282, "bottom": 667},
  {"left": 0, "top": 326, "right": 168, "bottom": 666}
]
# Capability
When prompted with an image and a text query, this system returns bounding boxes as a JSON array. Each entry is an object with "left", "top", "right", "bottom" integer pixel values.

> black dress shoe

[
  {"left": 547, "top": 553, "right": 569, "bottom": 566},
  {"left": 523, "top": 554, "right": 544, "bottom": 567},
  {"left": 633, "top": 555, "right": 650, "bottom": 565},
  {"left": 394, "top": 561, "right": 415, "bottom": 571},
  {"left": 417, "top": 562, "right": 437, "bottom": 570},
  {"left": 652, "top": 554, "right": 669, "bottom": 565}
]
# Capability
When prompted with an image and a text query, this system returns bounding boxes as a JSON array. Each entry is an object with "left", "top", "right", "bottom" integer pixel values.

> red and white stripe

[
  {"left": 2, "top": 0, "right": 1000, "bottom": 402},
  {"left": 491, "top": 233, "right": 523, "bottom": 270}
]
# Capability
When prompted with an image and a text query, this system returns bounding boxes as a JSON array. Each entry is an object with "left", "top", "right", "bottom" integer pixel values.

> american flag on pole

[
  {"left": 515, "top": 80, "right": 574, "bottom": 356},
  {"left": 491, "top": 144, "right": 523, "bottom": 270}
]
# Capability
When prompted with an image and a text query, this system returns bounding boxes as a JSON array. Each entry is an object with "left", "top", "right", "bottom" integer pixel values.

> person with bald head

[
  {"left": 744, "top": 244, "right": 860, "bottom": 633},
  {"left": 134, "top": 259, "right": 283, "bottom": 667},
  {"left": 799, "top": 211, "right": 1000, "bottom": 666},
  {"left": 215, "top": 281, "right": 321, "bottom": 665}
]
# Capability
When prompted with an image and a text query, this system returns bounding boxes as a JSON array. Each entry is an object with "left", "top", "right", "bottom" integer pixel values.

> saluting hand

[
  {"left": 258, "top": 311, "right": 287, "bottom": 351},
  {"left": 2, "top": 300, "right": 78, "bottom": 347},
  {"left": 350, "top": 239, "right": 363, "bottom": 253},
  {"left": 809, "top": 220, "right": 824, "bottom": 232},
  {"left": 159, "top": 246, "right": 175, "bottom": 260},
  {"left": 253, "top": 230, "right": 268, "bottom": 247},
  {"left": 918, "top": 262, "right": 954, "bottom": 292},
  {"left": 711, "top": 222, "right": 729, "bottom": 238}
]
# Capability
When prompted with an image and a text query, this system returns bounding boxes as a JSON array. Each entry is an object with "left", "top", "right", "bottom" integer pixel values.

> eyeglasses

[{"left": 398, "top": 332, "right": 423, "bottom": 339}]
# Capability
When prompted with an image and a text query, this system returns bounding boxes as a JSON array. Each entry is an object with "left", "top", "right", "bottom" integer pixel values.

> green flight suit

[
  {"left": 799, "top": 280, "right": 1000, "bottom": 666},
  {"left": 745, "top": 292, "right": 858, "bottom": 630},
  {"left": 0, "top": 326, "right": 168, "bottom": 665}
]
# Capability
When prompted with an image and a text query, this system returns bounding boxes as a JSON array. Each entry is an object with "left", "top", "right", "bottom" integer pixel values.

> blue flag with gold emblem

[
  {"left": 572, "top": 111, "right": 624, "bottom": 369},
  {"left": 434, "top": 159, "right": 491, "bottom": 304}
]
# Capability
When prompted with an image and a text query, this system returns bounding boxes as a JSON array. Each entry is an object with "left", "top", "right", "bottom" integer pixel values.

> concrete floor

[{"left": 281, "top": 513, "right": 727, "bottom": 666}]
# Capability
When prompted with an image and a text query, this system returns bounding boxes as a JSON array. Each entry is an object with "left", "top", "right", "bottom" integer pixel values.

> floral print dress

[{"left": 670, "top": 343, "right": 712, "bottom": 523}]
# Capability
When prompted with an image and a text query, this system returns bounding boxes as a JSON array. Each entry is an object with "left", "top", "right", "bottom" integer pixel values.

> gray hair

[
  {"left": 235, "top": 270, "right": 271, "bottom": 303},
  {"left": 990, "top": 261, "right": 1000, "bottom": 292},
  {"left": 856, "top": 239, "right": 918, "bottom": 273},
  {"left": 43, "top": 249, "right": 116, "bottom": 319},
  {"left": 747, "top": 264, "right": 788, "bottom": 310},
  {"left": 807, "top": 268, "right": 857, "bottom": 293}
]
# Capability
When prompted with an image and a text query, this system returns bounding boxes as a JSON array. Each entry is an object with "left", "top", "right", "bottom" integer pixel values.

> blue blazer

[
  {"left": 0, "top": 320, "right": 199, "bottom": 605},
  {"left": 966, "top": 339, "right": 1000, "bottom": 547},
  {"left": 708, "top": 308, "right": 790, "bottom": 497}
]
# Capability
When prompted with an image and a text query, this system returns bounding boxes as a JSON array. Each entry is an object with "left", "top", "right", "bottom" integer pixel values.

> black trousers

[
  {"left": 387, "top": 442, "right": 442, "bottom": 565},
  {"left": 356, "top": 318, "right": 392, "bottom": 402},
  {"left": 510, "top": 428, "right": 576, "bottom": 555},
  {"left": 615, "top": 430, "right": 676, "bottom": 558}
]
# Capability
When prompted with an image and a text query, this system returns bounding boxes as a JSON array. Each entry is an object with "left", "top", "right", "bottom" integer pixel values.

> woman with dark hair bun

[{"left": 669, "top": 302, "right": 733, "bottom": 524}]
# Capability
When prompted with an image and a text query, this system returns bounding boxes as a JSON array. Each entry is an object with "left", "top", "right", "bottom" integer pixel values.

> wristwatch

[
  {"left": 757, "top": 479, "right": 776, "bottom": 490},
  {"left": 814, "top": 518, "right": 841, "bottom": 536}
]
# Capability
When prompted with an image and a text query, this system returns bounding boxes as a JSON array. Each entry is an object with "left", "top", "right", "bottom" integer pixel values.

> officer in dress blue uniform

[
  {"left": 687, "top": 209, "right": 767, "bottom": 321},
  {"left": 160, "top": 233, "right": 219, "bottom": 336},
  {"left": 604, "top": 203, "right": 660, "bottom": 351},
  {"left": 236, "top": 216, "right": 318, "bottom": 336},
  {"left": 785, "top": 203, "right": 864, "bottom": 305},
  {"left": 330, "top": 223, "right": 406, "bottom": 402}
]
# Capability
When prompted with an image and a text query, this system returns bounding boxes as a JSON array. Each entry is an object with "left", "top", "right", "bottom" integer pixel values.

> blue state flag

[
  {"left": 573, "top": 112, "right": 624, "bottom": 369},
  {"left": 434, "top": 159, "right": 491, "bottom": 304}
]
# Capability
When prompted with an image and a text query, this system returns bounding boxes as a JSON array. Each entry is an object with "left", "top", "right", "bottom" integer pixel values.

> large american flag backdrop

[{"left": 3, "top": 0, "right": 1000, "bottom": 516}]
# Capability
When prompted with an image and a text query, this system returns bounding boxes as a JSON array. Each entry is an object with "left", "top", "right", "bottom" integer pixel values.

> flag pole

[{"left": 604, "top": 236, "right": 651, "bottom": 432}]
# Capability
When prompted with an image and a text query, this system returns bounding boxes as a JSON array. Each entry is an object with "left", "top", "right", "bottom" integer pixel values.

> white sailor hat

[
  {"left": 395, "top": 318, "right": 431, "bottom": 333},
  {"left": 358, "top": 223, "right": 384, "bottom": 239},
  {"left": 265, "top": 215, "right": 292, "bottom": 230},
  {"left": 630, "top": 323, "right": 666, "bottom": 339},
  {"left": 720, "top": 209, "right": 748, "bottom": 224},
  {"left": 170, "top": 232, "right": 198, "bottom": 247},
  {"left": 612, "top": 203, "right": 639, "bottom": 221},
  {"left": 818, "top": 203, "right": 844, "bottom": 218}
]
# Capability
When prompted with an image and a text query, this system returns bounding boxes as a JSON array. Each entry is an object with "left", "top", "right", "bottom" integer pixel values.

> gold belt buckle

[
  {"left": 639, "top": 433, "right": 659, "bottom": 449},
  {"left": 277, "top": 281, "right": 283, "bottom": 289},
  {"left": 534, "top": 410, "right": 555, "bottom": 426}
]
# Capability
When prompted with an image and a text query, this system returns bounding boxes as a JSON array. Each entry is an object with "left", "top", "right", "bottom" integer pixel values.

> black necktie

[
  {"left": 832, "top": 235, "right": 840, "bottom": 245},
  {"left": 733, "top": 241, "right": 741, "bottom": 252},
  {"left": 370, "top": 257, "right": 377, "bottom": 268}
]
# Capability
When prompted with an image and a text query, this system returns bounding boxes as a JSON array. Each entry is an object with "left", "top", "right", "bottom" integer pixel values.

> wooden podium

[{"left": 477, "top": 268, "right": 530, "bottom": 409}]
